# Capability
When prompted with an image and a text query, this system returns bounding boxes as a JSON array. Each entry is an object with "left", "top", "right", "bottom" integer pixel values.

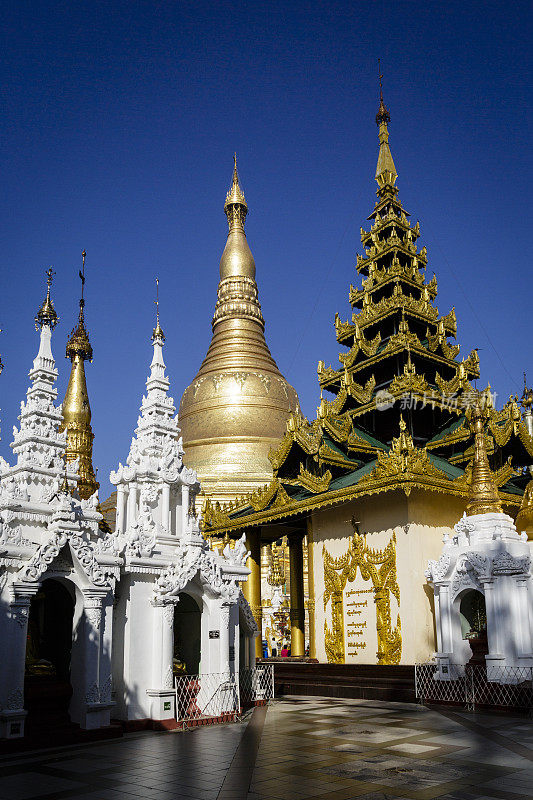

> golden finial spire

[
  {"left": 61, "top": 250, "right": 98, "bottom": 500},
  {"left": 224, "top": 152, "right": 248, "bottom": 231},
  {"left": 152, "top": 277, "right": 165, "bottom": 342},
  {"left": 375, "top": 62, "right": 397, "bottom": 190},
  {"left": 466, "top": 395, "right": 502, "bottom": 516},
  {"left": 376, "top": 59, "right": 391, "bottom": 126},
  {"left": 35, "top": 267, "right": 59, "bottom": 330},
  {"left": 66, "top": 251, "right": 92, "bottom": 361}
]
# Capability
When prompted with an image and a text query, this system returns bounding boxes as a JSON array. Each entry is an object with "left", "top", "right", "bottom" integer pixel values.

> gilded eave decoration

[{"left": 357, "top": 417, "right": 449, "bottom": 496}]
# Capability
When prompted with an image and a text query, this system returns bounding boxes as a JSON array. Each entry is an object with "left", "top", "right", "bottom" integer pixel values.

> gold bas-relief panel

[{"left": 323, "top": 527, "right": 402, "bottom": 665}]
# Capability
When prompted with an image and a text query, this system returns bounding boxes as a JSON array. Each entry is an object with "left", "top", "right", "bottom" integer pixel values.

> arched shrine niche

[
  {"left": 459, "top": 590, "right": 486, "bottom": 640},
  {"left": 26, "top": 578, "right": 75, "bottom": 679},
  {"left": 459, "top": 589, "right": 488, "bottom": 664},
  {"left": 25, "top": 578, "right": 76, "bottom": 734},
  {"left": 174, "top": 593, "right": 201, "bottom": 674}
]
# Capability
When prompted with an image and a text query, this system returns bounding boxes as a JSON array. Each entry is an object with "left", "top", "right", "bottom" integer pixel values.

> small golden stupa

[
  {"left": 61, "top": 251, "right": 98, "bottom": 500},
  {"left": 178, "top": 157, "right": 299, "bottom": 503}
]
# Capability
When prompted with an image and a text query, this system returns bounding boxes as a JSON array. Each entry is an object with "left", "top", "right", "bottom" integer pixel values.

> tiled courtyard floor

[{"left": 0, "top": 696, "right": 532, "bottom": 800}]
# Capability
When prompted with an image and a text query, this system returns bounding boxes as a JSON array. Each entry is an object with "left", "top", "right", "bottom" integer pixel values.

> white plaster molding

[{"left": 492, "top": 552, "right": 530, "bottom": 576}]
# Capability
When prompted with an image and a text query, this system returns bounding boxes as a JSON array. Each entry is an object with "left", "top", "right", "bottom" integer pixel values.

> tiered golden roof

[
  {"left": 61, "top": 251, "right": 98, "bottom": 500},
  {"left": 178, "top": 156, "right": 299, "bottom": 503},
  {"left": 203, "top": 95, "right": 533, "bottom": 536}
]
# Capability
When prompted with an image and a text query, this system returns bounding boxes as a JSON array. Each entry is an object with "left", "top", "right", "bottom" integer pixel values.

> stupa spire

[
  {"left": 61, "top": 250, "right": 98, "bottom": 500},
  {"left": 152, "top": 277, "right": 165, "bottom": 343},
  {"left": 148, "top": 277, "right": 169, "bottom": 395},
  {"left": 218, "top": 154, "right": 257, "bottom": 286},
  {"left": 466, "top": 397, "right": 502, "bottom": 516},
  {"left": 178, "top": 157, "right": 299, "bottom": 503},
  {"left": 375, "top": 63, "right": 397, "bottom": 190}
]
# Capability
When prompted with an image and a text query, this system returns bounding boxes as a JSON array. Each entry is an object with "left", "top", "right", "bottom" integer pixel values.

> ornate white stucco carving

[
  {"left": 223, "top": 533, "right": 249, "bottom": 567},
  {"left": 238, "top": 590, "right": 258, "bottom": 635}
]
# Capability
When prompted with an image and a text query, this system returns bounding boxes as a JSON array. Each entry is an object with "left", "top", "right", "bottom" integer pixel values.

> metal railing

[
  {"left": 239, "top": 664, "right": 275, "bottom": 707},
  {"left": 174, "top": 664, "right": 274, "bottom": 726},
  {"left": 415, "top": 662, "right": 533, "bottom": 712}
]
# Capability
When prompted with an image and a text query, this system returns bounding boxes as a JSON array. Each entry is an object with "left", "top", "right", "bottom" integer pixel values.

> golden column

[
  {"left": 306, "top": 518, "right": 317, "bottom": 660},
  {"left": 242, "top": 529, "right": 262, "bottom": 659},
  {"left": 289, "top": 533, "right": 305, "bottom": 657}
]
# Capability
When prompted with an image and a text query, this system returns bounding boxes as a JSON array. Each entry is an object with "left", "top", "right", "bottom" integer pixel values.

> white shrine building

[
  {"left": 426, "top": 402, "right": 533, "bottom": 681},
  {"left": 0, "top": 278, "right": 257, "bottom": 740}
]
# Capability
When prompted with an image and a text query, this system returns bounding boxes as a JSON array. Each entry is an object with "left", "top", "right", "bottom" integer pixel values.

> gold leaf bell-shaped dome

[{"left": 178, "top": 157, "right": 299, "bottom": 503}]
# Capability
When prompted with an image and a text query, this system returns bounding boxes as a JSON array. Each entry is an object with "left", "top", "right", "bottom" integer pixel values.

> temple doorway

[
  {"left": 174, "top": 593, "right": 201, "bottom": 675},
  {"left": 24, "top": 579, "right": 75, "bottom": 736}
]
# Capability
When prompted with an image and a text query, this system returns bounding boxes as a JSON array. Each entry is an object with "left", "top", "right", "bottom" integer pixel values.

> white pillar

[
  {"left": 483, "top": 580, "right": 501, "bottom": 657},
  {"left": 162, "top": 484, "right": 170, "bottom": 534},
  {"left": 99, "top": 594, "right": 114, "bottom": 705},
  {"left": 81, "top": 591, "right": 104, "bottom": 729},
  {"left": 116, "top": 484, "right": 126, "bottom": 534},
  {"left": 219, "top": 602, "right": 231, "bottom": 676},
  {"left": 127, "top": 482, "right": 137, "bottom": 528},
  {"left": 147, "top": 602, "right": 175, "bottom": 721},
  {"left": 181, "top": 485, "right": 189, "bottom": 535},
  {"left": 438, "top": 584, "right": 453, "bottom": 653},
  {"left": 515, "top": 578, "right": 532, "bottom": 657},
  {"left": 231, "top": 603, "right": 240, "bottom": 676},
  {"left": 434, "top": 589, "right": 442, "bottom": 652},
  {"left": 0, "top": 586, "right": 38, "bottom": 738}
]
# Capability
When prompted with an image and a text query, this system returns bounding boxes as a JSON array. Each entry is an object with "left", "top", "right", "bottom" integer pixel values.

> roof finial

[
  {"left": 466, "top": 394, "right": 502, "bottom": 516},
  {"left": 66, "top": 251, "right": 92, "bottom": 361},
  {"left": 79, "top": 250, "right": 86, "bottom": 308},
  {"left": 152, "top": 277, "right": 165, "bottom": 342},
  {"left": 374, "top": 62, "right": 397, "bottom": 190},
  {"left": 376, "top": 59, "right": 391, "bottom": 126},
  {"left": 35, "top": 266, "right": 59, "bottom": 330},
  {"left": 224, "top": 153, "right": 247, "bottom": 229}
]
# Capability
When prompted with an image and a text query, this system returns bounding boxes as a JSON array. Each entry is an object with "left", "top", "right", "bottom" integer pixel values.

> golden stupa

[{"left": 178, "top": 157, "right": 299, "bottom": 503}]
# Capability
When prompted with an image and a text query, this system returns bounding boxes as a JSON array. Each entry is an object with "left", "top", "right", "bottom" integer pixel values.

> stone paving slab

[{"left": 0, "top": 697, "right": 532, "bottom": 799}]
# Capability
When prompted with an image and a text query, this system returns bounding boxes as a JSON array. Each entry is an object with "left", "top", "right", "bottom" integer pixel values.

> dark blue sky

[{"left": 1, "top": 1, "right": 531, "bottom": 497}]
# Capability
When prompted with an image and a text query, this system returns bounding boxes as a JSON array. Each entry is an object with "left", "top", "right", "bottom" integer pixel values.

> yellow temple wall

[{"left": 310, "top": 490, "right": 466, "bottom": 665}]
